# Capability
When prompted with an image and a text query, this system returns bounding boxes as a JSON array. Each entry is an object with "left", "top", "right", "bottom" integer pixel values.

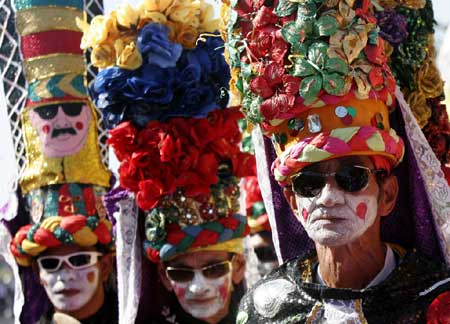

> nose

[
  {"left": 56, "top": 264, "right": 76, "bottom": 281},
  {"left": 188, "top": 271, "right": 209, "bottom": 295},
  {"left": 54, "top": 106, "right": 70, "bottom": 129},
  {"left": 315, "top": 180, "right": 345, "bottom": 207}
]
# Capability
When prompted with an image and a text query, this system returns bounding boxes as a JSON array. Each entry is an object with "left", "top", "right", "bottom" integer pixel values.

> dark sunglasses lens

[
  {"left": 203, "top": 263, "right": 231, "bottom": 279},
  {"left": 254, "top": 246, "right": 277, "bottom": 263},
  {"left": 62, "top": 103, "right": 83, "bottom": 117},
  {"left": 40, "top": 258, "right": 60, "bottom": 271},
  {"left": 34, "top": 105, "right": 58, "bottom": 120},
  {"left": 68, "top": 254, "right": 92, "bottom": 267},
  {"left": 336, "top": 166, "right": 369, "bottom": 192},
  {"left": 293, "top": 172, "right": 326, "bottom": 197},
  {"left": 167, "top": 269, "right": 194, "bottom": 282}
]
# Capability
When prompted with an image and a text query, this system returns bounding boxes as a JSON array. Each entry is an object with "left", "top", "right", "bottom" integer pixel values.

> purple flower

[
  {"left": 376, "top": 10, "right": 409, "bottom": 47},
  {"left": 137, "top": 23, "right": 183, "bottom": 68}
]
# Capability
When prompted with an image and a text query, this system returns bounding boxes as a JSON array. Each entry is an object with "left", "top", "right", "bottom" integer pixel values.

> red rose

[
  {"left": 160, "top": 134, "right": 176, "bottom": 162},
  {"left": 107, "top": 122, "right": 138, "bottom": 161},
  {"left": 192, "top": 230, "right": 220, "bottom": 248},
  {"left": 94, "top": 222, "right": 112, "bottom": 244},
  {"left": 260, "top": 94, "right": 295, "bottom": 120},
  {"left": 118, "top": 161, "right": 140, "bottom": 192},
  {"left": 365, "top": 38, "right": 387, "bottom": 66},
  {"left": 368, "top": 67, "right": 384, "bottom": 89},
  {"left": 136, "top": 179, "right": 165, "bottom": 210},
  {"left": 250, "top": 76, "right": 274, "bottom": 99},
  {"left": 253, "top": 6, "right": 278, "bottom": 28},
  {"left": 232, "top": 153, "right": 256, "bottom": 178},
  {"left": 282, "top": 75, "right": 301, "bottom": 96},
  {"left": 264, "top": 62, "right": 285, "bottom": 87},
  {"left": 248, "top": 27, "right": 275, "bottom": 57},
  {"left": 270, "top": 38, "right": 289, "bottom": 65}
]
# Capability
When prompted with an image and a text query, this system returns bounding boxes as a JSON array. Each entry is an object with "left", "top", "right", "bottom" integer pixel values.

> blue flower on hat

[{"left": 138, "top": 23, "right": 183, "bottom": 69}]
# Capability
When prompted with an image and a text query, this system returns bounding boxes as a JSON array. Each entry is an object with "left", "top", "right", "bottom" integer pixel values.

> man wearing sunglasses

[
  {"left": 35, "top": 245, "right": 114, "bottom": 324},
  {"left": 28, "top": 102, "right": 92, "bottom": 158},
  {"left": 158, "top": 251, "right": 246, "bottom": 324},
  {"left": 223, "top": 0, "right": 450, "bottom": 323}
]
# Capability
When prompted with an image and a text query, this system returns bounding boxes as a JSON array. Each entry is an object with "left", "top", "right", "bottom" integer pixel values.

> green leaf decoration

[
  {"left": 316, "top": 15, "right": 338, "bottom": 37},
  {"left": 297, "top": 2, "right": 317, "bottom": 19},
  {"left": 299, "top": 75, "right": 322, "bottom": 101},
  {"left": 281, "top": 22, "right": 300, "bottom": 45},
  {"left": 368, "top": 29, "right": 379, "bottom": 45},
  {"left": 236, "top": 78, "right": 244, "bottom": 93},
  {"left": 230, "top": 0, "right": 238, "bottom": 7},
  {"left": 295, "top": 17, "right": 314, "bottom": 37},
  {"left": 322, "top": 73, "right": 345, "bottom": 95},
  {"left": 241, "top": 62, "right": 253, "bottom": 78},
  {"left": 292, "top": 41, "right": 308, "bottom": 56},
  {"left": 226, "top": 45, "right": 241, "bottom": 68},
  {"left": 274, "top": 0, "right": 298, "bottom": 17},
  {"left": 308, "top": 42, "right": 328, "bottom": 68},
  {"left": 292, "top": 58, "right": 316, "bottom": 77},
  {"left": 252, "top": 201, "right": 266, "bottom": 217},
  {"left": 325, "top": 57, "right": 349, "bottom": 75}
]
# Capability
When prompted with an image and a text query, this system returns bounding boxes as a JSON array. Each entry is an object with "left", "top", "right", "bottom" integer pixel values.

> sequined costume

[{"left": 238, "top": 249, "right": 450, "bottom": 324}]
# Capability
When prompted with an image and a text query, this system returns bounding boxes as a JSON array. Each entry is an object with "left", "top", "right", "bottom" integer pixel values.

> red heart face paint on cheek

[
  {"left": 42, "top": 125, "right": 50, "bottom": 134},
  {"left": 174, "top": 286, "right": 186, "bottom": 299},
  {"left": 356, "top": 203, "right": 367, "bottom": 220},
  {"left": 218, "top": 281, "right": 229, "bottom": 299},
  {"left": 87, "top": 271, "right": 96, "bottom": 283},
  {"left": 302, "top": 208, "right": 309, "bottom": 222},
  {"left": 75, "top": 122, "right": 83, "bottom": 130}
]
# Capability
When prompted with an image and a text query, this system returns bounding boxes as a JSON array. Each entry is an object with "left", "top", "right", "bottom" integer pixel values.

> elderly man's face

[
  {"left": 290, "top": 156, "right": 383, "bottom": 246},
  {"left": 160, "top": 250, "right": 245, "bottom": 324},
  {"left": 29, "top": 103, "right": 92, "bottom": 158}
]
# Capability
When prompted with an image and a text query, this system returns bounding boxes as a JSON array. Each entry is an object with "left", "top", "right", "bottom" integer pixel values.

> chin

[{"left": 309, "top": 232, "right": 357, "bottom": 247}]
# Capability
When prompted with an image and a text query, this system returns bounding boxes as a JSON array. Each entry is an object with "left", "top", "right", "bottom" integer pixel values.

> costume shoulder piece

[{"left": 238, "top": 251, "right": 450, "bottom": 324}]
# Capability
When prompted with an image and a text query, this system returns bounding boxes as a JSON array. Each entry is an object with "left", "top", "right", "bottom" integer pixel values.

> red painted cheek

[
  {"left": 86, "top": 271, "right": 96, "bottom": 283},
  {"left": 218, "top": 282, "right": 229, "bottom": 300},
  {"left": 75, "top": 122, "right": 83, "bottom": 130},
  {"left": 174, "top": 286, "right": 186, "bottom": 299},
  {"left": 302, "top": 208, "right": 309, "bottom": 222},
  {"left": 42, "top": 125, "right": 50, "bottom": 134},
  {"left": 356, "top": 203, "right": 367, "bottom": 220}
]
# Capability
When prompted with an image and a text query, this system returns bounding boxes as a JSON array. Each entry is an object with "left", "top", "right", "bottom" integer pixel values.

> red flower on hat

[
  {"left": 137, "top": 179, "right": 165, "bottom": 210},
  {"left": 107, "top": 122, "right": 138, "bottom": 161},
  {"left": 219, "top": 216, "right": 240, "bottom": 231},
  {"left": 192, "top": 229, "right": 220, "bottom": 247},
  {"left": 146, "top": 247, "right": 161, "bottom": 263}
]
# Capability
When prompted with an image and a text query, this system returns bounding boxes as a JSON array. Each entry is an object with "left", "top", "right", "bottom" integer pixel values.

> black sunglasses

[
  {"left": 292, "top": 165, "right": 386, "bottom": 198},
  {"left": 34, "top": 103, "right": 84, "bottom": 120},
  {"left": 165, "top": 257, "right": 234, "bottom": 283}
]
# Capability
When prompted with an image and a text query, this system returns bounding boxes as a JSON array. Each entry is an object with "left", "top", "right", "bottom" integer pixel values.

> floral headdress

[
  {"left": 221, "top": 0, "right": 450, "bottom": 268},
  {"left": 81, "top": 0, "right": 255, "bottom": 262}
]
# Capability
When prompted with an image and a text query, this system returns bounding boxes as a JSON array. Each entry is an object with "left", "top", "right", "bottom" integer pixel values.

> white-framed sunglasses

[{"left": 37, "top": 251, "right": 103, "bottom": 273}]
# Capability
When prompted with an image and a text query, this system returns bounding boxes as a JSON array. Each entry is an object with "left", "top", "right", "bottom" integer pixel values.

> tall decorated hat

[
  {"left": 0, "top": 1, "right": 113, "bottom": 323},
  {"left": 79, "top": 0, "right": 256, "bottom": 264},
  {"left": 221, "top": 0, "right": 450, "bottom": 264}
]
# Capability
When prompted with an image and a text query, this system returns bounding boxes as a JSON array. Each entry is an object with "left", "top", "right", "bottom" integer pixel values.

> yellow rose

[
  {"left": 407, "top": 91, "right": 432, "bottom": 128},
  {"left": 77, "top": 14, "right": 119, "bottom": 49},
  {"left": 116, "top": 4, "right": 139, "bottom": 29},
  {"left": 199, "top": 1, "right": 219, "bottom": 32},
  {"left": 139, "top": 0, "right": 174, "bottom": 12},
  {"left": 91, "top": 43, "right": 116, "bottom": 69},
  {"left": 176, "top": 23, "right": 199, "bottom": 49},
  {"left": 115, "top": 40, "right": 142, "bottom": 70},
  {"left": 138, "top": 11, "right": 168, "bottom": 29},
  {"left": 166, "top": 0, "right": 201, "bottom": 29}
]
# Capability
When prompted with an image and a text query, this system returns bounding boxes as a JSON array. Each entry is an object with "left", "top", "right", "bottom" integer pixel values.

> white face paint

[
  {"left": 171, "top": 270, "right": 232, "bottom": 320},
  {"left": 39, "top": 264, "right": 99, "bottom": 312},
  {"left": 294, "top": 169, "right": 379, "bottom": 246}
]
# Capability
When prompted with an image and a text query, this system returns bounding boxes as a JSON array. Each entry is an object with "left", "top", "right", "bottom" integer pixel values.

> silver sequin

[{"left": 253, "top": 279, "right": 297, "bottom": 318}]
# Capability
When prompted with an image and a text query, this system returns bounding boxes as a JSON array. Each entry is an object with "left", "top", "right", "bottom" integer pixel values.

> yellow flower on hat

[
  {"left": 91, "top": 42, "right": 116, "bottom": 69},
  {"left": 166, "top": 0, "right": 201, "bottom": 29},
  {"left": 176, "top": 23, "right": 199, "bottom": 49},
  {"left": 139, "top": 0, "right": 174, "bottom": 13},
  {"left": 77, "top": 14, "right": 119, "bottom": 50},
  {"left": 116, "top": 3, "right": 140, "bottom": 29},
  {"left": 199, "top": 1, "right": 220, "bottom": 32},
  {"left": 139, "top": 11, "right": 168, "bottom": 29},
  {"left": 115, "top": 40, "right": 143, "bottom": 70}
]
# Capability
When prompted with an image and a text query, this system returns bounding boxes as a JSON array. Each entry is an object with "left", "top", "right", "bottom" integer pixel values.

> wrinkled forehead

[
  {"left": 303, "top": 156, "right": 374, "bottom": 173},
  {"left": 166, "top": 250, "right": 231, "bottom": 268}
]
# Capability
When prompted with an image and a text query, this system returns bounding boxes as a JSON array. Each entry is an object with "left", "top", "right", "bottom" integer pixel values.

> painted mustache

[{"left": 52, "top": 127, "right": 76, "bottom": 138}]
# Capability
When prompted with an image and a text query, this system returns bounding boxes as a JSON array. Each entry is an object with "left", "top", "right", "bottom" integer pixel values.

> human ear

[
  {"left": 377, "top": 175, "right": 399, "bottom": 217},
  {"left": 283, "top": 187, "right": 298, "bottom": 214},
  {"left": 231, "top": 253, "right": 246, "bottom": 285},
  {"left": 157, "top": 262, "right": 173, "bottom": 291},
  {"left": 99, "top": 253, "right": 114, "bottom": 282}
]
